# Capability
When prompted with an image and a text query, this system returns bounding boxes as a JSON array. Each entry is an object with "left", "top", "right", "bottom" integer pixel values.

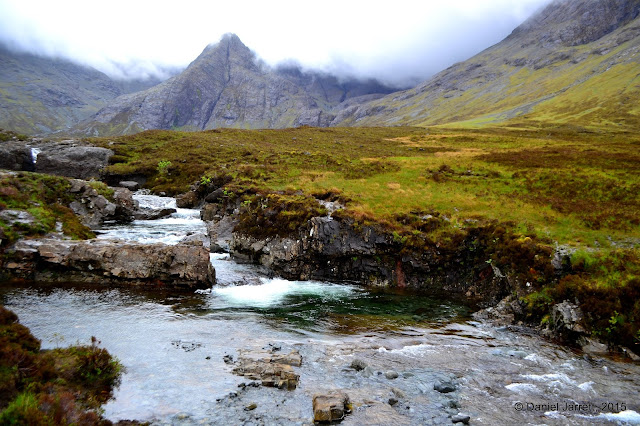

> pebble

[
  {"left": 385, "top": 370, "right": 399, "bottom": 380},
  {"left": 434, "top": 380, "right": 457, "bottom": 393},
  {"left": 350, "top": 358, "right": 368, "bottom": 371},
  {"left": 452, "top": 413, "right": 471, "bottom": 424},
  {"left": 388, "top": 397, "right": 399, "bottom": 406},
  {"left": 362, "top": 366, "right": 375, "bottom": 377},
  {"left": 245, "top": 403, "right": 258, "bottom": 411}
]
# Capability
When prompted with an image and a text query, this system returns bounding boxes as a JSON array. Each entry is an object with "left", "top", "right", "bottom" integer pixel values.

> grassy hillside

[
  {"left": 0, "top": 45, "right": 161, "bottom": 135},
  {"left": 91, "top": 126, "right": 639, "bottom": 247},
  {"left": 336, "top": 5, "right": 640, "bottom": 131}
]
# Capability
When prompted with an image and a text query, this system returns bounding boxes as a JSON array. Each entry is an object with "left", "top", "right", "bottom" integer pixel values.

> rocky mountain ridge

[
  {"left": 0, "top": 44, "right": 163, "bottom": 135},
  {"left": 74, "top": 34, "right": 397, "bottom": 136}
]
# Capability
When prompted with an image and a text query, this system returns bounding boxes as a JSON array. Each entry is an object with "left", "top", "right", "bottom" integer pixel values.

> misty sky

[{"left": 0, "top": 0, "right": 553, "bottom": 87}]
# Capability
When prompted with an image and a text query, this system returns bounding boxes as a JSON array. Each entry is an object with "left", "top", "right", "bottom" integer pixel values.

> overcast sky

[{"left": 0, "top": 0, "right": 553, "bottom": 87}]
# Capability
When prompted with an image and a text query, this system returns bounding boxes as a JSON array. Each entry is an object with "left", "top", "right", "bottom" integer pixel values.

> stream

[{"left": 1, "top": 194, "right": 639, "bottom": 425}]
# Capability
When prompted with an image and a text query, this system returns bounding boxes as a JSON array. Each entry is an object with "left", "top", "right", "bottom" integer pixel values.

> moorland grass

[{"left": 77, "top": 126, "right": 640, "bottom": 346}]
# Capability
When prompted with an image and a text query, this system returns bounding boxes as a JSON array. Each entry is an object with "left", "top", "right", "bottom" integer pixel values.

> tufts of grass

[
  {"left": 0, "top": 305, "right": 122, "bottom": 423},
  {"left": 235, "top": 192, "right": 328, "bottom": 239},
  {"left": 525, "top": 249, "right": 640, "bottom": 348}
]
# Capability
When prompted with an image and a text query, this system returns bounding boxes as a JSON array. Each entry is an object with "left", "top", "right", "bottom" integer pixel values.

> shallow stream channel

[{"left": 2, "top": 194, "right": 640, "bottom": 425}]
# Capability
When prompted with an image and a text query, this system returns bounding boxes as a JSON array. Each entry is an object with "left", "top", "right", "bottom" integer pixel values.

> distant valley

[{"left": 1, "top": 0, "right": 639, "bottom": 135}]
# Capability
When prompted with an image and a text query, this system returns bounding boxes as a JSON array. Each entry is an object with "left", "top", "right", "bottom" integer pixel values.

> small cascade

[{"left": 97, "top": 192, "right": 206, "bottom": 245}]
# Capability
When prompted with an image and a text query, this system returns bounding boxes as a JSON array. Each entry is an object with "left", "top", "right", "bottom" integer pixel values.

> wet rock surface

[
  {"left": 313, "top": 390, "right": 351, "bottom": 422},
  {"left": 230, "top": 214, "right": 511, "bottom": 306},
  {"left": 0, "top": 141, "right": 34, "bottom": 171},
  {"left": 3, "top": 238, "right": 215, "bottom": 289},
  {"left": 230, "top": 349, "right": 302, "bottom": 390},
  {"left": 133, "top": 207, "right": 176, "bottom": 220},
  {"left": 68, "top": 180, "right": 136, "bottom": 227}
]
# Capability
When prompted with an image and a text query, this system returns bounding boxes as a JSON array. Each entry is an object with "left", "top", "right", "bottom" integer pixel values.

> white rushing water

[
  {"left": 2, "top": 194, "right": 639, "bottom": 425},
  {"left": 30, "top": 147, "right": 41, "bottom": 163},
  {"left": 97, "top": 192, "right": 206, "bottom": 245}
]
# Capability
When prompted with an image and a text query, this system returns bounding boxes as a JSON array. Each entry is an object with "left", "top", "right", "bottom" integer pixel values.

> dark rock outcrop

[
  {"left": 230, "top": 215, "right": 511, "bottom": 306},
  {"left": 0, "top": 141, "right": 34, "bottom": 171},
  {"left": 67, "top": 179, "right": 135, "bottom": 227},
  {"left": 175, "top": 191, "right": 200, "bottom": 208},
  {"left": 3, "top": 238, "right": 215, "bottom": 289}
]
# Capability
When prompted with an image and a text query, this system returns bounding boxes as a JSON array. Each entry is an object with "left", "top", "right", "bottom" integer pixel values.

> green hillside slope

[{"left": 336, "top": 0, "right": 640, "bottom": 130}]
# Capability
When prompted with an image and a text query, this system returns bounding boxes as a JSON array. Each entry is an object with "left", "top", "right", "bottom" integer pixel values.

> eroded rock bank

[
  {"left": 3, "top": 238, "right": 214, "bottom": 289},
  {"left": 230, "top": 215, "right": 513, "bottom": 307},
  {"left": 195, "top": 191, "right": 549, "bottom": 308},
  {"left": 192, "top": 188, "right": 636, "bottom": 356},
  {"left": 1, "top": 170, "right": 213, "bottom": 289}
]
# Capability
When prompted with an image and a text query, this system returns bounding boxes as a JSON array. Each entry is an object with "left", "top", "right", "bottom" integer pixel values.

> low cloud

[{"left": 0, "top": 0, "right": 552, "bottom": 86}]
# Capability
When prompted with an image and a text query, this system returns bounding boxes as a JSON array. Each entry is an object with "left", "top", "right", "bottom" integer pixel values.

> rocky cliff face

[
  {"left": 0, "top": 44, "right": 162, "bottom": 135},
  {"left": 512, "top": 0, "right": 640, "bottom": 46},
  {"left": 334, "top": 0, "right": 640, "bottom": 129},
  {"left": 77, "top": 34, "right": 396, "bottom": 136},
  {"left": 229, "top": 215, "right": 512, "bottom": 306}
]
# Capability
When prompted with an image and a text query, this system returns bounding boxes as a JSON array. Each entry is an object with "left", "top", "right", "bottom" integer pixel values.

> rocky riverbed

[{"left": 1, "top": 192, "right": 639, "bottom": 424}]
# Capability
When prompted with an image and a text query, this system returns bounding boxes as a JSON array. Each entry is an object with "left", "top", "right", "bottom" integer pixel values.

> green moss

[
  {"left": 525, "top": 249, "right": 640, "bottom": 347},
  {"left": 0, "top": 392, "right": 45, "bottom": 425},
  {"left": 88, "top": 180, "right": 115, "bottom": 201},
  {"left": 0, "top": 172, "right": 94, "bottom": 245}
]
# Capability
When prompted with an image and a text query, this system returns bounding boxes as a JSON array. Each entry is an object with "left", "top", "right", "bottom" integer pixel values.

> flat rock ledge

[
  {"left": 3, "top": 238, "right": 215, "bottom": 289},
  {"left": 230, "top": 349, "right": 302, "bottom": 390}
]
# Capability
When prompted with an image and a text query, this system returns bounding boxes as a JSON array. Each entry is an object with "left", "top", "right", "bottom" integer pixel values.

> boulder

[
  {"left": 452, "top": 413, "right": 471, "bottom": 424},
  {"left": 384, "top": 370, "right": 399, "bottom": 380},
  {"left": 206, "top": 215, "right": 237, "bottom": 252},
  {"left": 434, "top": 380, "right": 457, "bottom": 393},
  {"left": 350, "top": 358, "right": 368, "bottom": 371},
  {"left": 0, "top": 142, "right": 34, "bottom": 171},
  {"left": 4, "top": 238, "right": 215, "bottom": 289},
  {"left": 67, "top": 180, "right": 135, "bottom": 227},
  {"left": 179, "top": 233, "right": 211, "bottom": 250},
  {"left": 176, "top": 191, "right": 199, "bottom": 208},
  {"left": 552, "top": 245, "right": 574, "bottom": 275},
  {"left": 204, "top": 188, "right": 226, "bottom": 203},
  {"left": 312, "top": 390, "right": 351, "bottom": 423},
  {"left": 35, "top": 143, "right": 113, "bottom": 179},
  {"left": 118, "top": 181, "right": 140, "bottom": 191},
  {"left": 549, "top": 301, "right": 586, "bottom": 336},
  {"left": 472, "top": 295, "right": 524, "bottom": 325}
]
